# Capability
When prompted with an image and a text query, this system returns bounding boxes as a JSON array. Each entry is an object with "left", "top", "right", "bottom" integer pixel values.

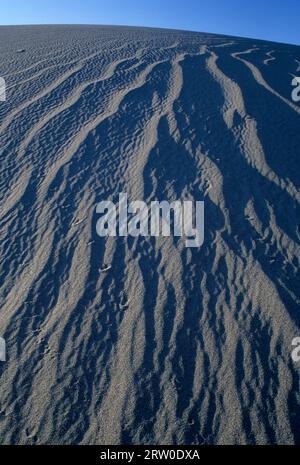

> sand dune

[{"left": 0, "top": 25, "right": 299, "bottom": 445}]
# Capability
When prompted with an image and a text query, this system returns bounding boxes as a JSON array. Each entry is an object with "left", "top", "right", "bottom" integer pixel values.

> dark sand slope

[{"left": 0, "top": 25, "right": 299, "bottom": 445}]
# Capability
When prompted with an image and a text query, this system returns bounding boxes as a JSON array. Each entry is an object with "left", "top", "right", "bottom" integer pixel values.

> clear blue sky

[{"left": 1, "top": 0, "right": 299, "bottom": 45}]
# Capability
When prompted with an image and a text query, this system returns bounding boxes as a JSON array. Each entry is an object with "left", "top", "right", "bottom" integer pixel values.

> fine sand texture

[{"left": 0, "top": 25, "right": 299, "bottom": 444}]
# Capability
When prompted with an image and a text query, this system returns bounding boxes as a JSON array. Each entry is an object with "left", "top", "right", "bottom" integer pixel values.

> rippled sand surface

[{"left": 0, "top": 25, "right": 299, "bottom": 444}]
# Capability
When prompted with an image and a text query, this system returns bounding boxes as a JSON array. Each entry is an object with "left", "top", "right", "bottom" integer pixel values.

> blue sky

[{"left": 1, "top": 0, "right": 299, "bottom": 45}]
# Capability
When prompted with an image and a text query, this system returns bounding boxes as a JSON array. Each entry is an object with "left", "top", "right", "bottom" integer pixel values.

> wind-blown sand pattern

[{"left": 0, "top": 25, "right": 300, "bottom": 445}]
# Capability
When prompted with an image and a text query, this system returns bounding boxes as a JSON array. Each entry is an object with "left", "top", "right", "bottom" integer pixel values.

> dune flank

[{"left": 0, "top": 25, "right": 300, "bottom": 444}]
